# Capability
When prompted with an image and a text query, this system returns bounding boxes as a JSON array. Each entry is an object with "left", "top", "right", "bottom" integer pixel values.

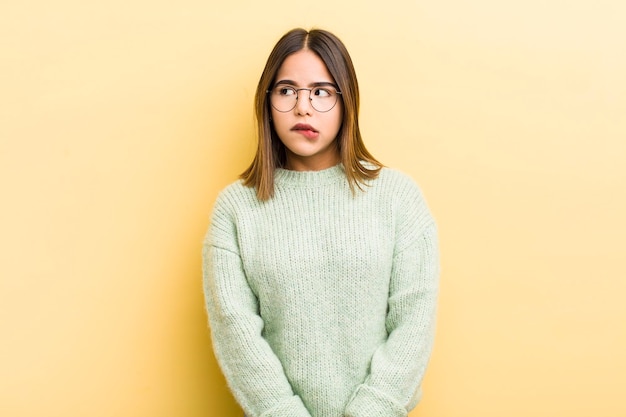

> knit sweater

[{"left": 203, "top": 164, "right": 439, "bottom": 417}]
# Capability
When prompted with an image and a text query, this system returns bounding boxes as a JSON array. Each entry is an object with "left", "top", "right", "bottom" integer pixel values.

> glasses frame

[{"left": 266, "top": 84, "right": 343, "bottom": 113}]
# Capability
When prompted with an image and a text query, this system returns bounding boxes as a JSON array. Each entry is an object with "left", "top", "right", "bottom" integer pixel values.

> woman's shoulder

[
  {"left": 212, "top": 179, "right": 259, "bottom": 216},
  {"left": 375, "top": 167, "right": 436, "bottom": 238},
  {"left": 373, "top": 166, "right": 433, "bottom": 216},
  {"left": 374, "top": 166, "right": 424, "bottom": 196}
]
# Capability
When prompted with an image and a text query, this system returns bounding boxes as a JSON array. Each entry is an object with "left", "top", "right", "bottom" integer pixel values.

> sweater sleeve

[
  {"left": 202, "top": 192, "right": 312, "bottom": 417},
  {"left": 344, "top": 179, "right": 440, "bottom": 417}
]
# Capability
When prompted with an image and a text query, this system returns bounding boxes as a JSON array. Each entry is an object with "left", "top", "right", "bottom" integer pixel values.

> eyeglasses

[{"left": 267, "top": 85, "right": 342, "bottom": 113}]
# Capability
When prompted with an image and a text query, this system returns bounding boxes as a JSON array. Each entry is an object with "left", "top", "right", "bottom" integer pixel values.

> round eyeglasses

[{"left": 267, "top": 85, "right": 342, "bottom": 113}]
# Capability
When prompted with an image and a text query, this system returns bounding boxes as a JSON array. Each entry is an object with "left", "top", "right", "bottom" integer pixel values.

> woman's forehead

[{"left": 275, "top": 50, "right": 335, "bottom": 85}]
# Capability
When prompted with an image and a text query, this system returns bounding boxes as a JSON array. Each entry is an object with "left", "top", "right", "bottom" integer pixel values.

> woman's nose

[{"left": 294, "top": 89, "right": 313, "bottom": 115}]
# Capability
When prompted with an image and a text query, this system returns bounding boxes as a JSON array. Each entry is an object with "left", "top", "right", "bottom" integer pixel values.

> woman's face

[{"left": 270, "top": 49, "right": 343, "bottom": 171}]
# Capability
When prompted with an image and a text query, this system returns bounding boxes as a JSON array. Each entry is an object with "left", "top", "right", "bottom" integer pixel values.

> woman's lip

[
  {"left": 293, "top": 128, "right": 319, "bottom": 139},
  {"left": 291, "top": 123, "right": 318, "bottom": 132}
]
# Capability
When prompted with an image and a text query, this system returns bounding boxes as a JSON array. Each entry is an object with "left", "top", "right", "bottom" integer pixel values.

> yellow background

[{"left": 1, "top": 1, "right": 625, "bottom": 416}]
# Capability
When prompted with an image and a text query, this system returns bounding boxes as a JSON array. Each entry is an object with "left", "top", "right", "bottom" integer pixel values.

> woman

[{"left": 203, "top": 28, "right": 439, "bottom": 417}]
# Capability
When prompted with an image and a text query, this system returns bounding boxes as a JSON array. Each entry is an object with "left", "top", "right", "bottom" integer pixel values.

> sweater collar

[{"left": 274, "top": 164, "right": 346, "bottom": 187}]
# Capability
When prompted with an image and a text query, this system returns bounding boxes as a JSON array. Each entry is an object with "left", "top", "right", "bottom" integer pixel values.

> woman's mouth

[{"left": 291, "top": 123, "right": 319, "bottom": 139}]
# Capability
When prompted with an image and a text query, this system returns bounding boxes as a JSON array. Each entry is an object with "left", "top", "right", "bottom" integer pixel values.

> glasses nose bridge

[
  {"left": 294, "top": 87, "right": 313, "bottom": 103},
  {"left": 292, "top": 87, "right": 314, "bottom": 113}
]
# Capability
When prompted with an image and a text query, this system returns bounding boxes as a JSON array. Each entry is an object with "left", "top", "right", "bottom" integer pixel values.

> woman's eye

[
  {"left": 278, "top": 87, "right": 296, "bottom": 96},
  {"left": 313, "top": 88, "right": 332, "bottom": 97}
]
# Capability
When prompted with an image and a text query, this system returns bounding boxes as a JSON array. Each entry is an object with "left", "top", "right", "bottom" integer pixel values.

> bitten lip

[{"left": 291, "top": 123, "right": 318, "bottom": 132}]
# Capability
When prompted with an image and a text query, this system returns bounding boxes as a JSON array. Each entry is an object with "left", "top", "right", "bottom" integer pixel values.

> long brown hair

[{"left": 241, "top": 28, "right": 382, "bottom": 200}]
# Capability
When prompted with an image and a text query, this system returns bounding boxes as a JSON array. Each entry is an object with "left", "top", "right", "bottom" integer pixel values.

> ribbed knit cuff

[
  {"left": 344, "top": 384, "right": 407, "bottom": 417},
  {"left": 259, "top": 395, "right": 312, "bottom": 417}
]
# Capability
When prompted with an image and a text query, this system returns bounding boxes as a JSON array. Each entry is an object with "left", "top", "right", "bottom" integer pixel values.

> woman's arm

[
  {"left": 203, "top": 194, "right": 312, "bottom": 417},
  {"left": 344, "top": 181, "right": 440, "bottom": 417}
]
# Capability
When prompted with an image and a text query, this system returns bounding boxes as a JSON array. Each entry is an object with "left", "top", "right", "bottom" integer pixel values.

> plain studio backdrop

[{"left": 1, "top": 1, "right": 624, "bottom": 416}]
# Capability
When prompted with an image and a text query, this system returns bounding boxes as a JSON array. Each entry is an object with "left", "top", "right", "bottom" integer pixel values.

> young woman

[{"left": 203, "top": 28, "right": 439, "bottom": 417}]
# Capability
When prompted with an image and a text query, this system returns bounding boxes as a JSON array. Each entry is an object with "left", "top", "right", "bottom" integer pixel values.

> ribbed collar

[{"left": 274, "top": 164, "right": 346, "bottom": 187}]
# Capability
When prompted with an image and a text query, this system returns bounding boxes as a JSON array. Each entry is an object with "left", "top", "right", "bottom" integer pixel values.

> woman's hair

[{"left": 241, "top": 28, "right": 383, "bottom": 201}]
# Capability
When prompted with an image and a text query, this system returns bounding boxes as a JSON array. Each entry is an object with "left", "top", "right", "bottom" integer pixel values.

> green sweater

[{"left": 203, "top": 164, "right": 439, "bottom": 417}]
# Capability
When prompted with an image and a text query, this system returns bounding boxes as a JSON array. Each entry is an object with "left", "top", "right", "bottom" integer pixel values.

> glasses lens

[
  {"left": 310, "top": 87, "right": 338, "bottom": 112},
  {"left": 270, "top": 86, "right": 297, "bottom": 112}
]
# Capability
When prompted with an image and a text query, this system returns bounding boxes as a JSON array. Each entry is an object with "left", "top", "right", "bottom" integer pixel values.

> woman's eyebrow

[{"left": 274, "top": 80, "right": 338, "bottom": 88}]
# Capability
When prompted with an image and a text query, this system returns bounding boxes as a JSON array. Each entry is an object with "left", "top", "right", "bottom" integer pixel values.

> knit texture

[{"left": 203, "top": 164, "right": 439, "bottom": 417}]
